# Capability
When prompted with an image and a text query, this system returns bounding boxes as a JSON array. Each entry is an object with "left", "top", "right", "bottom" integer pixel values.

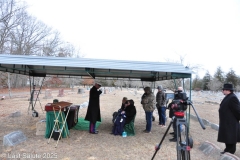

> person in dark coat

[
  {"left": 168, "top": 87, "right": 183, "bottom": 142},
  {"left": 156, "top": 85, "right": 166, "bottom": 127},
  {"left": 121, "top": 99, "right": 137, "bottom": 125},
  {"left": 111, "top": 99, "right": 136, "bottom": 135},
  {"left": 218, "top": 83, "right": 240, "bottom": 154},
  {"left": 85, "top": 83, "right": 102, "bottom": 134}
]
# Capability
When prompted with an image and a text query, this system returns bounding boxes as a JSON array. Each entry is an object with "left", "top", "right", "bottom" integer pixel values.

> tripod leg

[
  {"left": 176, "top": 119, "right": 191, "bottom": 160},
  {"left": 151, "top": 119, "right": 173, "bottom": 160}
]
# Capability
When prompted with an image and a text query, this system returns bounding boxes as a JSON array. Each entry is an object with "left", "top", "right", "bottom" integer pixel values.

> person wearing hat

[
  {"left": 141, "top": 86, "right": 156, "bottom": 133},
  {"left": 218, "top": 83, "right": 240, "bottom": 154},
  {"left": 85, "top": 82, "right": 102, "bottom": 134},
  {"left": 156, "top": 85, "right": 166, "bottom": 127},
  {"left": 168, "top": 86, "right": 184, "bottom": 142}
]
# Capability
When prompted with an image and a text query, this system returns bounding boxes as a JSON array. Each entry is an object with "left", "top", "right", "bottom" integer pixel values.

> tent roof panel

[{"left": 0, "top": 54, "right": 192, "bottom": 81}]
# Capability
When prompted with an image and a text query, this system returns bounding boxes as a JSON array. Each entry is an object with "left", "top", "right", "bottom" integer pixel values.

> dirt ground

[{"left": 0, "top": 87, "right": 240, "bottom": 160}]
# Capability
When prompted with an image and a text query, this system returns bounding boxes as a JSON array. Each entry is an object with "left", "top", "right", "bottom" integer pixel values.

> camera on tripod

[
  {"left": 152, "top": 89, "right": 206, "bottom": 160},
  {"left": 171, "top": 91, "right": 190, "bottom": 112}
]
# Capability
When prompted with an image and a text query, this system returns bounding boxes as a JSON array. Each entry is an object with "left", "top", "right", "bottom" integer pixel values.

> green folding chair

[{"left": 124, "top": 114, "right": 136, "bottom": 136}]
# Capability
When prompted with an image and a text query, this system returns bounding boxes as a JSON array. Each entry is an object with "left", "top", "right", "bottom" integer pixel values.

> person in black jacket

[
  {"left": 85, "top": 83, "right": 102, "bottom": 134},
  {"left": 168, "top": 87, "right": 183, "bottom": 142},
  {"left": 218, "top": 83, "right": 240, "bottom": 154},
  {"left": 156, "top": 85, "right": 166, "bottom": 127},
  {"left": 111, "top": 99, "right": 136, "bottom": 135},
  {"left": 121, "top": 99, "right": 137, "bottom": 125}
]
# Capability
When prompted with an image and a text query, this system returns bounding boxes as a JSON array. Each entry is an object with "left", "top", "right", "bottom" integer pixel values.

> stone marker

[
  {"left": 199, "top": 141, "right": 221, "bottom": 159},
  {"left": 57, "top": 89, "right": 65, "bottom": 97},
  {"left": 80, "top": 101, "right": 89, "bottom": 109},
  {"left": 36, "top": 120, "right": 46, "bottom": 136},
  {"left": 78, "top": 88, "right": 85, "bottom": 94},
  {"left": 104, "top": 88, "right": 107, "bottom": 94},
  {"left": 220, "top": 152, "right": 240, "bottom": 160},
  {"left": 9, "top": 111, "right": 21, "bottom": 118},
  {"left": 3, "top": 131, "right": 27, "bottom": 146},
  {"left": 43, "top": 89, "right": 53, "bottom": 99}
]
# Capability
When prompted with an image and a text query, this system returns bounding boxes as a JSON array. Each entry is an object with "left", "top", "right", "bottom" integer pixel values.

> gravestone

[
  {"left": 3, "top": 131, "right": 27, "bottom": 146},
  {"left": 80, "top": 101, "right": 89, "bottom": 109},
  {"left": 198, "top": 141, "right": 220, "bottom": 159},
  {"left": 134, "top": 90, "right": 137, "bottom": 95},
  {"left": 78, "top": 88, "right": 85, "bottom": 94},
  {"left": 43, "top": 89, "right": 53, "bottom": 99},
  {"left": 104, "top": 88, "right": 107, "bottom": 94},
  {"left": 9, "top": 111, "right": 21, "bottom": 118},
  {"left": 57, "top": 89, "right": 65, "bottom": 97},
  {"left": 36, "top": 120, "right": 46, "bottom": 136}
]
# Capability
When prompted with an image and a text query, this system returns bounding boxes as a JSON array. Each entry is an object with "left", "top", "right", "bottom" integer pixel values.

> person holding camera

[
  {"left": 85, "top": 82, "right": 102, "bottom": 134},
  {"left": 218, "top": 83, "right": 240, "bottom": 154},
  {"left": 156, "top": 85, "right": 166, "bottom": 127},
  {"left": 141, "top": 87, "right": 156, "bottom": 133},
  {"left": 168, "top": 87, "right": 183, "bottom": 142}
]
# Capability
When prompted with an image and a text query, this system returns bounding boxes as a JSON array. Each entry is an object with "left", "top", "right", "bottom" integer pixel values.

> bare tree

[
  {"left": 41, "top": 31, "right": 61, "bottom": 56},
  {"left": 0, "top": 0, "right": 82, "bottom": 89},
  {"left": 207, "top": 78, "right": 222, "bottom": 92},
  {"left": 10, "top": 11, "right": 52, "bottom": 55},
  {"left": 0, "top": 0, "right": 26, "bottom": 54}
]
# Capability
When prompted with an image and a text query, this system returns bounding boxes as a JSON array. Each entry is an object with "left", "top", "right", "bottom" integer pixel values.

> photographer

[{"left": 168, "top": 87, "right": 185, "bottom": 142}]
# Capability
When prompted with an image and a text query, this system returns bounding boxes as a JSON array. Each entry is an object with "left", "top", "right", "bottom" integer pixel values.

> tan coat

[{"left": 141, "top": 87, "right": 156, "bottom": 112}]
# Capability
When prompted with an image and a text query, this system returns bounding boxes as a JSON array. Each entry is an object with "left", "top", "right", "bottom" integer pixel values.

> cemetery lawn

[{"left": 0, "top": 87, "right": 239, "bottom": 160}]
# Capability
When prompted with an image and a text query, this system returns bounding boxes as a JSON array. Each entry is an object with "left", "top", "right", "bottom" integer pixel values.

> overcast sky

[{"left": 23, "top": 0, "right": 240, "bottom": 78}]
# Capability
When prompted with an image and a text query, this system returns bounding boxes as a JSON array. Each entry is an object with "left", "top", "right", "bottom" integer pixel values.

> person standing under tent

[
  {"left": 85, "top": 82, "right": 102, "bottom": 134},
  {"left": 156, "top": 85, "right": 166, "bottom": 127},
  {"left": 141, "top": 87, "right": 156, "bottom": 133}
]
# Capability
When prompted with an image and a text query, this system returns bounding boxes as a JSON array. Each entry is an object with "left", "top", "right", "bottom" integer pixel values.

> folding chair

[{"left": 124, "top": 114, "right": 136, "bottom": 136}]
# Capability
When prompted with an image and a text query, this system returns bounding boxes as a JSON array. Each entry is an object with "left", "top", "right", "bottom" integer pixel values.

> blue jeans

[
  {"left": 157, "top": 107, "right": 166, "bottom": 125},
  {"left": 145, "top": 111, "right": 153, "bottom": 132}
]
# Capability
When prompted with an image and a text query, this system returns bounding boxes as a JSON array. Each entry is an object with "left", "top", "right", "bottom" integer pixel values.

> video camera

[{"left": 171, "top": 90, "right": 190, "bottom": 111}]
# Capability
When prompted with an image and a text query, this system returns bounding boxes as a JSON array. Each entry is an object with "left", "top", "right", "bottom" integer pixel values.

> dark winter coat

[
  {"left": 84, "top": 86, "right": 102, "bottom": 123},
  {"left": 123, "top": 104, "right": 137, "bottom": 124},
  {"left": 217, "top": 93, "right": 240, "bottom": 144},
  {"left": 156, "top": 91, "right": 166, "bottom": 108}
]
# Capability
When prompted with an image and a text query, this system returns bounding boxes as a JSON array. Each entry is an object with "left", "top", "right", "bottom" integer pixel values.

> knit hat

[{"left": 157, "top": 85, "right": 163, "bottom": 90}]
